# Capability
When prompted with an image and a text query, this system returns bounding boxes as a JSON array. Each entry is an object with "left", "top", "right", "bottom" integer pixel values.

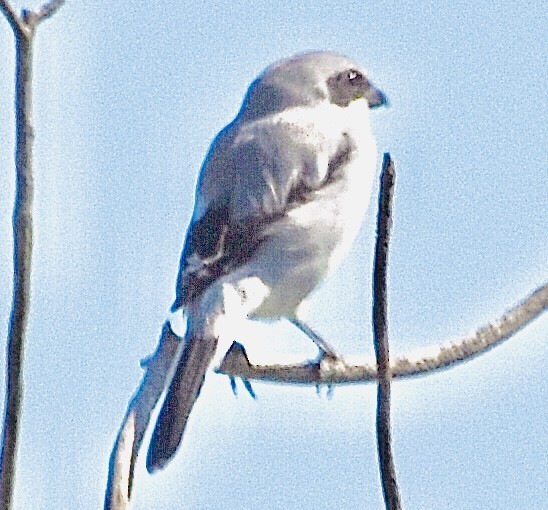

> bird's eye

[
  {"left": 328, "top": 68, "right": 368, "bottom": 106},
  {"left": 347, "top": 69, "right": 361, "bottom": 82}
]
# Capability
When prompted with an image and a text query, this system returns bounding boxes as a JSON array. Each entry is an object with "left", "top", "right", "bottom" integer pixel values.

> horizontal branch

[{"left": 216, "top": 283, "right": 548, "bottom": 384}]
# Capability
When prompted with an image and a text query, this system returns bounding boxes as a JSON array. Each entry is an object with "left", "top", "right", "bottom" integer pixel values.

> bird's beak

[{"left": 365, "top": 85, "right": 388, "bottom": 109}]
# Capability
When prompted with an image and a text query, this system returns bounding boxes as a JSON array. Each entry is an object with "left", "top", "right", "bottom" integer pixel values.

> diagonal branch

[
  {"left": 32, "top": 0, "right": 65, "bottom": 23},
  {"left": 105, "top": 323, "right": 181, "bottom": 510},
  {"left": 0, "top": 0, "right": 20, "bottom": 32},
  {"left": 1, "top": 0, "right": 65, "bottom": 32}
]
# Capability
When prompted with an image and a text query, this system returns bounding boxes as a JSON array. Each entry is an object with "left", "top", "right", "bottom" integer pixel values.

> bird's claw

[
  {"left": 243, "top": 379, "right": 256, "bottom": 399},
  {"left": 315, "top": 383, "right": 335, "bottom": 399},
  {"left": 229, "top": 376, "right": 256, "bottom": 399},
  {"left": 312, "top": 348, "right": 343, "bottom": 398},
  {"left": 229, "top": 376, "right": 237, "bottom": 396}
]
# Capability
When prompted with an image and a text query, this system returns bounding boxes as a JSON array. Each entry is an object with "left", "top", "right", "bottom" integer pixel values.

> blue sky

[{"left": 0, "top": 1, "right": 546, "bottom": 509}]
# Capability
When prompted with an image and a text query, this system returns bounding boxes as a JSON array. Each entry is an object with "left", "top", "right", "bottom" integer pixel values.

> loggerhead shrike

[{"left": 146, "top": 51, "right": 387, "bottom": 472}]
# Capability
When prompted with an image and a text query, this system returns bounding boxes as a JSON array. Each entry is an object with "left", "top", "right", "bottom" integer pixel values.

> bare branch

[
  {"left": 217, "top": 282, "right": 547, "bottom": 384},
  {"left": 1, "top": 0, "right": 65, "bottom": 33},
  {"left": 0, "top": 23, "right": 36, "bottom": 510},
  {"left": 372, "top": 154, "right": 401, "bottom": 509},
  {"left": 0, "top": 0, "right": 21, "bottom": 32},
  {"left": 20, "top": 0, "right": 65, "bottom": 27},
  {"left": 105, "top": 322, "right": 181, "bottom": 510},
  {"left": 0, "top": 2, "right": 66, "bottom": 507},
  {"left": 105, "top": 411, "right": 135, "bottom": 510},
  {"left": 33, "top": 0, "right": 65, "bottom": 23},
  {"left": 392, "top": 282, "right": 547, "bottom": 377}
]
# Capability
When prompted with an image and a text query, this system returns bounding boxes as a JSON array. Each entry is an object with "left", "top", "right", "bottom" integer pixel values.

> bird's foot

[
  {"left": 222, "top": 341, "right": 257, "bottom": 399},
  {"left": 311, "top": 349, "right": 345, "bottom": 399},
  {"left": 229, "top": 375, "right": 256, "bottom": 399}
]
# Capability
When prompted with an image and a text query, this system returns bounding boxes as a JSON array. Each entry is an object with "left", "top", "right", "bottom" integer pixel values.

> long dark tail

[{"left": 146, "top": 332, "right": 218, "bottom": 472}]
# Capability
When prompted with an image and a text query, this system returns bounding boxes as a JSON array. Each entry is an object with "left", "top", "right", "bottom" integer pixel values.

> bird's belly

[{"left": 249, "top": 177, "right": 372, "bottom": 318}]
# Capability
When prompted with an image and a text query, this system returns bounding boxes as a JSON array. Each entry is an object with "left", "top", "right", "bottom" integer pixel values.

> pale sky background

[{"left": 0, "top": 1, "right": 546, "bottom": 509}]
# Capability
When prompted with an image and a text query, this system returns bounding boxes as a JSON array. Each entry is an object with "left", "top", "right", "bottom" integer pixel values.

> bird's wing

[{"left": 171, "top": 115, "right": 353, "bottom": 310}]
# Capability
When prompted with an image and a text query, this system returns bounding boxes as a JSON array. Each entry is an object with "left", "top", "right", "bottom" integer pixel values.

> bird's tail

[{"left": 146, "top": 331, "right": 218, "bottom": 472}]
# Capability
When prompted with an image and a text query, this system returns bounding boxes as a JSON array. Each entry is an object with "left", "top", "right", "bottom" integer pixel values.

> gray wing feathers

[
  {"left": 197, "top": 118, "right": 327, "bottom": 221},
  {"left": 172, "top": 119, "right": 331, "bottom": 310}
]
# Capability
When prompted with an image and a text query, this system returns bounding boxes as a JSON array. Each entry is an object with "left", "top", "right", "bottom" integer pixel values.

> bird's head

[{"left": 240, "top": 51, "right": 388, "bottom": 119}]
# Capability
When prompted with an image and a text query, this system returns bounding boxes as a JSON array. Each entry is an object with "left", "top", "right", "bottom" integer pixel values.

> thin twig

[
  {"left": 372, "top": 153, "right": 401, "bottom": 509},
  {"left": 105, "top": 322, "right": 181, "bottom": 510},
  {"left": 105, "top": 412, "right": 135, "bottom": 510},
  {"left": 33, "top": 0, "right": 65, "bottom": 22},
  {"left": 0, "top": 0, "right": 65, "bottom": 32},
  {"left": 217, "top": 282, "right": 547, "bottom": 384},
  {"left": 0, "top": 2, "right": 65, "bottom": 508},
  {"left": 0, "top": 0, "right": 20, "bottom": 32}
]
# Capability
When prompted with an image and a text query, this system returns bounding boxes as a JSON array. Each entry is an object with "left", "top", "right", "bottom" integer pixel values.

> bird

[{"left": 146, "top": 51, "right": 387, "bottom": 472}]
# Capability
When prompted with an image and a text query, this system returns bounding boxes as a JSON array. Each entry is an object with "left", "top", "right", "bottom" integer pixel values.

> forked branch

[{"left": 0, "top": 2, "right": 66, "bottom": 509}]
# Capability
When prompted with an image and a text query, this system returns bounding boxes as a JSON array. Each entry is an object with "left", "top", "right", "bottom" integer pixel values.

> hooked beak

[{"left": 366, "top": 85, "right": 389, "bottom": 109}]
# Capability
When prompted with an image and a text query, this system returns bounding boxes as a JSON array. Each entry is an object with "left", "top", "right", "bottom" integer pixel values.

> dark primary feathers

[{"left": 146, "top": 332, "right": 218, "bottom": 472}]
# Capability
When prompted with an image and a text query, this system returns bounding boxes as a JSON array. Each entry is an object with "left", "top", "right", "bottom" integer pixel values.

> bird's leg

[
  {"left": 288, "top": 318, "right": 340, "bottom": 360},
  {"left": 289, "top": 318, "right": 342, "bottom": 397}
]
